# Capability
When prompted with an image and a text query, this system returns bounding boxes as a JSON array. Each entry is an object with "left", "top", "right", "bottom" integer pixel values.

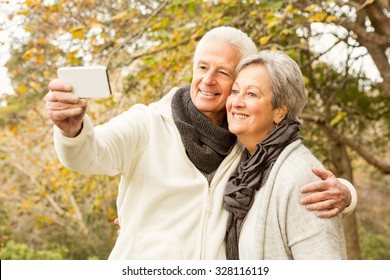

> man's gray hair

[
  {"left": 193, "top": 26, "right": 257, "bottom": 66},
  {"left": 236, "top": 50, "right": 307, "bottom": 122}
]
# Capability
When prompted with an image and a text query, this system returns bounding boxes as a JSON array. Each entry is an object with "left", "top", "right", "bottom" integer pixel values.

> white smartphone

[{"left": 57, "top": 66, "right": 112, "bottom": 98}]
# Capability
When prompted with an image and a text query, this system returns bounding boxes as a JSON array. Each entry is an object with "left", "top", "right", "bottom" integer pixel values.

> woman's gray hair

[
  {"left": 235, "top": 50, "right": 307, "bottom": 123},
  {"left": 193, "top": 26, "right": 257, "bottom": 66}
]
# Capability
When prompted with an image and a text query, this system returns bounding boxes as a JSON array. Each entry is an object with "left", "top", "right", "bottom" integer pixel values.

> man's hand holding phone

[
  {"left": 45, "top": 66, "right": 111, "bottom": 138},
  {"left": 45, "top": 79, "right": 87, "bottom": 138}
]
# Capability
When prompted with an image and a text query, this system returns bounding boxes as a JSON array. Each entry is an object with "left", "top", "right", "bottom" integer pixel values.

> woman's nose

[{"left": 231, "top": 93, "right": 245, "bottom": 107}]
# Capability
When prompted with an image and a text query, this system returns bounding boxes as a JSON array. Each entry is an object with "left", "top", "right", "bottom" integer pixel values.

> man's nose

[{"left": 202, "top": 70, "right": 217, "bottom": 85}]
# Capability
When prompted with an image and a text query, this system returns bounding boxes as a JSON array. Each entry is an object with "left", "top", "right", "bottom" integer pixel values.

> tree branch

[
  {"left": 301, "top": 113, "right": 390, "bottom": 174},
  {"left": 104, "top": 2, "right": 169, "bottom": 66}
]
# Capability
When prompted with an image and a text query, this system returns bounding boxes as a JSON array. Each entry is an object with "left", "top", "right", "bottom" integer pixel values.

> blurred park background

[{"left": 0, "top": 0, "right": 389, "bottom": 260}]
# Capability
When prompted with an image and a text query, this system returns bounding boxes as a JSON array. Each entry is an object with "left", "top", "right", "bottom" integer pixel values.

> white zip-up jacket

[{"left": 53, "top": 87, "right": 243, "bottom": 259}]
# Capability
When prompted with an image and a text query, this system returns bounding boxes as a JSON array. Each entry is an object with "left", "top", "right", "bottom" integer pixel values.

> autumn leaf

[
  {"left": 112, "top": 11, "right": 128, "bottom": 21},
  {"left": 259, "top": 36, "right": 272, "bottom": 45},
  {"left": 308, "top": 12, "right": 328, "bottom": 23},
  {"left": 38, "top": 38, "right": 47, "bottom": 45},
  {"left": 22, "top": 48, "right": 38, "bottom": 61},
  {"left": 36, "top": 55, "right": 45, "bottom": 64},
  {"left": 69, "top": 26, "right": 85, "bottom": 39},
  {"left": 330, "top": 112, "right": 347, "bottom": 126},
  {"left": 326, "top": 15, "right": 338, "bottom": 23},
  {"left": 25, "top": 0, "right": 41, "bottom": 7},
  {"left": 17, "top": 10, "right": 30, "bottom": 16},
  {"left": 304, "top": 5, "right": 318, "bottom": 13},
  {"left": 16, "top": 85, "right": 28, "bottom": 94},
  {"left": 265, "top": 12, "right": 279, "bottom": 29}
]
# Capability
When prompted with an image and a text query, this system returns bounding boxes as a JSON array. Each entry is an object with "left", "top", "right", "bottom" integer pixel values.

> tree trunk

[{"left": 329, "top": 141, "right": 362, "bottom": 259}]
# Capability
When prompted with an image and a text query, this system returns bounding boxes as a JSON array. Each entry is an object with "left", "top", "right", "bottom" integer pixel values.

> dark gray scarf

[
  {"left": 171, "top": 85, "right": 237, "bottom": 179},
  {"left": 224, "top": 119, "right": 302, "bottom": 260}
]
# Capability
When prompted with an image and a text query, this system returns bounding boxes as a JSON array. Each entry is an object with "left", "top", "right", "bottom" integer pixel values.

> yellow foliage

[
  {"left": 265, "top": 12, "right": 279, "bottom": 29},
  {"left": 36, "top": 55, "right": 45, "bottom": 64},
  {"left": 85, "top": 0, "right": 96, "bottom": 8},
  {"left": 304, "top": 5, "right": 318, "bottom": 13},
  {"left": 16, "top": 85, "right": 28, "bottom": 94},
  {"left": 250, "top": 10, "right": 257, "bottom": 17},
  {"left": 25, "top": 0, "right": 41, "bottom": 7},
  {"left": 45, "top": 217, "right": 54, "bottom": 225},
  {"left": 69, "top": 26, "right": 85, "bottom": 39},
  {"left": 330, "top": 111, "right": 347, "bottom": 126},
  {"left": 108, "top": 207, "right": 117, "bottom": 220},
  {"left": 10, "top": 125, "right": 18, "bottom": 133},
  {"left": 90, "top": 22, "right": 105, "bottom": 29},
  {"left": 17, "top": 10, "right": 30, "bottom": 16},
  {"left": 0, "top": 192, "right": 6, "bottom": 199},
  {"left": 36, "top": 216, "right": 54, "bottom": 227},
  {"left": 22, "top": 48, "right": 38, "bottom": 61},
  {"left": 112, "top": 11, "right": 128, "bottom": 21},
  {"left": 38, "top": 38, "right": 47, "bottom": 45},
  {"left": 303, "top": 75, "right": 310, "bottom": 85},
  {"left": 48, "top": 4, "right": 61, "bottom": 11},
  {"left": 66, "top": 51, "right": 82, "bottom": 65},
  {"left": 326, "top": 15, "right": 338, "bottom": 23},
  {"left": 285, "top": 4, "right": 294, "bottom": 13},
  {"left": 259, "top": 36, "right": 272, "bottom": 45},
  {"left": 308, "top": 12, "right": 328, "bottom": 23}
]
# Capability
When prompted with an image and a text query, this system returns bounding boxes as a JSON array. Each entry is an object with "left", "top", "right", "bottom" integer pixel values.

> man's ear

[{"left": 274, "top": 105, "right": 288, "bottom": 124}]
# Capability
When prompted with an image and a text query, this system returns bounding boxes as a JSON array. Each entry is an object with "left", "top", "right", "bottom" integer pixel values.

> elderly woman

[{"left": 224, "top": 50, "right": 347, "bottom": 260}]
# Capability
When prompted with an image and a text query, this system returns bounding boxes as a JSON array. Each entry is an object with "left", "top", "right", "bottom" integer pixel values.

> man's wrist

[
  {"left": 338, "top": 178, "right": 358, "bottom": 216},
  {"left": 61, "top": 123, "right": 83, "bottom": 138}
]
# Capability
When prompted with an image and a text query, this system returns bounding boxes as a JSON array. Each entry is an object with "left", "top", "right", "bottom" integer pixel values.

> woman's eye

[
  {"left": 231, "top": 89, "right": 239, "bottom": 95},
  {"left": 248, "top": 91, "right": 257, "bottom": 97}
]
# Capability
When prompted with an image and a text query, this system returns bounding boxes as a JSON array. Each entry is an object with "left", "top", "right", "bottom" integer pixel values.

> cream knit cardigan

[{"left": 239, "top": 140, "right": 348, "bottom": 259}]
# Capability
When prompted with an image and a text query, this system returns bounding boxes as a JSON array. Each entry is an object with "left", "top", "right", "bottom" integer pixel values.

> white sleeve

[
  {"left": 338, "top": 178, "right": 358, "bottom": 216},
  {"left": 54, "top": 107, "right": 150, "bottom": 176}
]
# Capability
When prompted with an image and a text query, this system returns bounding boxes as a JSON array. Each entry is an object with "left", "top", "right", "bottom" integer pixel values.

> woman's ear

[{"left": 274, "top": 105, "right": 288, "bottom": 124}]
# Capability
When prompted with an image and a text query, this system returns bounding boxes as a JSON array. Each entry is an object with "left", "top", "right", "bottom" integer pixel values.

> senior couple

[{"left": 45, "top": 26, "right": 356, "bottom": 260}]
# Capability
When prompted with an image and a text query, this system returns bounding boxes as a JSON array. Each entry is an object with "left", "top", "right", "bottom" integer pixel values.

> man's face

[{"left": 190, "top": 41, "right": 242, "bottom": 125}]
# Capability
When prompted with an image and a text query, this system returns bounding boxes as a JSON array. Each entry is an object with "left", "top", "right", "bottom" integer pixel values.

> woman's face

[{"left": 226, "top": 64, "right": 281, "bottom": 154}]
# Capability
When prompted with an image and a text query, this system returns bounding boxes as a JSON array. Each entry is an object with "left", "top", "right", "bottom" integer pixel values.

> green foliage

[
  {"left": 359, "top": 226, "right": 390, "bottom": 260},
  {"left": 0, "top": 240, "right": 68, "bottom": 260}
]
